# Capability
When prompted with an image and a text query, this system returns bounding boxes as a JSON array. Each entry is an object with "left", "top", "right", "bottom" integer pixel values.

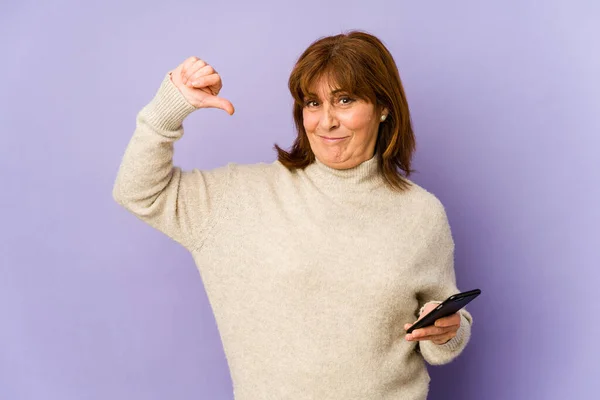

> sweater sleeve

[
  {"left": 112, "top": 73, "right": 231, "bottom": 252},
  {"left": 414, "top": 199, "right": 473, "bottom": 366}
]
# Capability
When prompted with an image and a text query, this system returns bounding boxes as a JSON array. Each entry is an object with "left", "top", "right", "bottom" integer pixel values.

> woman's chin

[{"left": 316, "top": 154, "right": 362, "bottom": 170}]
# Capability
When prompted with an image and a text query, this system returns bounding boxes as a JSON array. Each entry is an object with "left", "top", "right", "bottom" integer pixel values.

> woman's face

[{"left": 302, "top": 77, "right": 387, "bottom": 170}]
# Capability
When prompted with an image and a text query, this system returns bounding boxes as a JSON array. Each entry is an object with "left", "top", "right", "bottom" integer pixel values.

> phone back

[{"left": 406, "top": 289, "right": 481, "bottom": 333}]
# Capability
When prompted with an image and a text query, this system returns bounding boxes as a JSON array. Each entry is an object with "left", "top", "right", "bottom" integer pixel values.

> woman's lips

[{"left": 319, "top": 136, "right": 349, "bottom": 143}]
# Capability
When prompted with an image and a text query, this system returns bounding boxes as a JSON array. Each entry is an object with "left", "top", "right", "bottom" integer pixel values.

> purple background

[{"left": 2, "top": 1, "right": 599, "bottom": 399}]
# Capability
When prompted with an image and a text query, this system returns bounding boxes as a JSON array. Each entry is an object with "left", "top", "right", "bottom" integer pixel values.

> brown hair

[{"left": 274, "top": 30, "right": 416, "bottom": 191}]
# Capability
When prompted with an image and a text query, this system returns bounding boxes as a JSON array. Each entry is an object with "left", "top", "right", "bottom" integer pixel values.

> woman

[{"left": 113, "top": 31, "right": 473, "bottom": 399}]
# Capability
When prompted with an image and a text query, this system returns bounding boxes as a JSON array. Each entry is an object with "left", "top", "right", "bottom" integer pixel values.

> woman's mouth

[{"left": 319, "top": 136, "right": 349, "bottom": 144}]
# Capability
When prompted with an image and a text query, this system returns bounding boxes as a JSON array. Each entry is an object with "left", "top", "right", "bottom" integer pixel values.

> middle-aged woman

[{"left": 113, "top": 30, "right": 473, "bottom": 400}]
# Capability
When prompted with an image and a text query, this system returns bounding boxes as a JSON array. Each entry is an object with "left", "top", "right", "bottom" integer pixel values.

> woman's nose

[{"left": 320, "top": 106, "right": 339, "bottom": 130}]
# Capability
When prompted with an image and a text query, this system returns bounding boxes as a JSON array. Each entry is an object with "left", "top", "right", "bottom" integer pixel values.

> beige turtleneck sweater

[{"left": 113, "top": 74, "right": 473, "bottom": 400}]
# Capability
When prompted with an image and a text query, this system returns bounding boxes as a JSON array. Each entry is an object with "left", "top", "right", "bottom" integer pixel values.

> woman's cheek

[
  {"left": 302, "top": 112, "right": 318, "bottom": 132},
  {"left": 339, "top": 112, "right": 361, "bottom": 131}
]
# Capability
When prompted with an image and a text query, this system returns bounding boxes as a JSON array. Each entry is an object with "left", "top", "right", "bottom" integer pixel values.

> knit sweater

[{"left": 113, "top": 74, "right": 473, "bottom": 400}]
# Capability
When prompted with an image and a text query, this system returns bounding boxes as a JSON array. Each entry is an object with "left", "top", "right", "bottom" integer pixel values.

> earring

[{"left": 380, "top": 114, "right": 387, "bottom": 122}]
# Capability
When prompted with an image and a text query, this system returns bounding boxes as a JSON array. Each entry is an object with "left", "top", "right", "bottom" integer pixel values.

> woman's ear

[
  {"left": 379, "top": 107, "right": 390, "bottom": 122},
  {"left": 378, "top": 104, "right": 389, "bottom": 116}
]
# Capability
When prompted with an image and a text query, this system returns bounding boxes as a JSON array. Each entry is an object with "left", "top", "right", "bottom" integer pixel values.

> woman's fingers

[
  {"left": 187, "top": 73, "right": 217, "bottom": 88},
  {"left": 405, "top": 322, "right": 459, "bottom": 344},
  {"left": 409, "top": 325, "right": 452, "bottom": 338},
  {"left": 403, "top": 311, "right": 461, "bottom": 343},
  {"left": 187, "top": 66, "right": 218, "bottom": 87},
  {"left": 434, "top": 313, "right": 461, "bottom": 328},
  {"left": 180, "top": 57, "right": 199, "bottom": 83},
  {"left": 181, "top": 57, "right": 206, "bottom": 84}
]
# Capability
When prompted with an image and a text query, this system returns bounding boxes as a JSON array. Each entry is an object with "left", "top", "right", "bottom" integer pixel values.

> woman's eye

[
  {"left": 339, "top": 97, "right": 354, "bottom": 105},
  {"left": 305, "top": 100, "right": 319, "bottom": 107}
]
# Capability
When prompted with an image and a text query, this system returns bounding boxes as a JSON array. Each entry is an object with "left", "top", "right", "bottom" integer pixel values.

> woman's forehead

[{"left": 305, "top": 75, "right": 347, "bottom": 98}]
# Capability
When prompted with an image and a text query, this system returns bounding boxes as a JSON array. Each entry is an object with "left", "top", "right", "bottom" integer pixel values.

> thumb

[{"left": 202, "top": 96, "right": 235, "bottom": 115}]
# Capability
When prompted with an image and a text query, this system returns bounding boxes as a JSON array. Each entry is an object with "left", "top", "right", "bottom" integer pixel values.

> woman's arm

[
  {"left": 113, "top": 58, "right": 234, "bottom": 252},
  {"left": 409, "top": 199, "right": 473, "bottom": 365}
]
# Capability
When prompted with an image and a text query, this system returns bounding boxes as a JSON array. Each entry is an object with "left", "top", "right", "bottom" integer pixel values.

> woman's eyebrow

[
  {"left": 330, "top": 89, "right": 354, "bottom": 99},
  {"left": 303, "top": 88, "right": 348, "bottom": 101}
]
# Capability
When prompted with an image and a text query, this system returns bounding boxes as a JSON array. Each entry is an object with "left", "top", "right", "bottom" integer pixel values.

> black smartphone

[{"left": 406, "top": 289, "right": 481, "bottom": 334}]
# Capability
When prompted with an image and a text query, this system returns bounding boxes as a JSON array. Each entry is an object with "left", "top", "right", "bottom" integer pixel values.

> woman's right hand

[{"left": 170, "top": 56, "right": 235, "bottom": 115}]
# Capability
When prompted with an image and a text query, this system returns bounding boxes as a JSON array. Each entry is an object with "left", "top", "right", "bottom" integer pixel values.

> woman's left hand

[{"left": 403, "top": 303, "right": 461, "bottom": 345}]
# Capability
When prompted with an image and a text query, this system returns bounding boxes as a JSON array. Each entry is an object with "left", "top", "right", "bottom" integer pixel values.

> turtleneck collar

[{"left": 302, "top": 155, "right": 385, "bottom": 191}]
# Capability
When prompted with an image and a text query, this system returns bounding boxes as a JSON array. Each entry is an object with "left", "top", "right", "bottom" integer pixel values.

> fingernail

[{"left": 406, "top": 334, "right": 413, "bottom": 341}]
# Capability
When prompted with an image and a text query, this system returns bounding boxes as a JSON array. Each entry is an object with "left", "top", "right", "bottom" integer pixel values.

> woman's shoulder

[{"left": 393, "top": 178, "right": 449, "bottom": 221}]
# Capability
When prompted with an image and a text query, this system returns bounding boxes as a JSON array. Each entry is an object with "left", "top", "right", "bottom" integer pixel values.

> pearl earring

[{"left": 380, "top": 114, "right": 387, "bottom": 122}]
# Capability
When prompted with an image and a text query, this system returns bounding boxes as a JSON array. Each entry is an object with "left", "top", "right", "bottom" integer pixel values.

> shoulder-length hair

[{"left": 274, "top": 30, "right": 416, "bottom": 191}]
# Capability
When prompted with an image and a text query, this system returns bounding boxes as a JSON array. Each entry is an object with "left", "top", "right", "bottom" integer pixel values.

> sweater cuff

[
  {"left": 140, "top": 73, "right": 197, "bottom": 132},
  {"left": 419, "top": 311, "right": 472, "bottom": 366}
]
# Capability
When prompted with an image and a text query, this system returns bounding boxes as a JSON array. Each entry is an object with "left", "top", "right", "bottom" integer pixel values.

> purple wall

[{"left": 2, "top": 1, "right": 599, "bottom": 399}]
